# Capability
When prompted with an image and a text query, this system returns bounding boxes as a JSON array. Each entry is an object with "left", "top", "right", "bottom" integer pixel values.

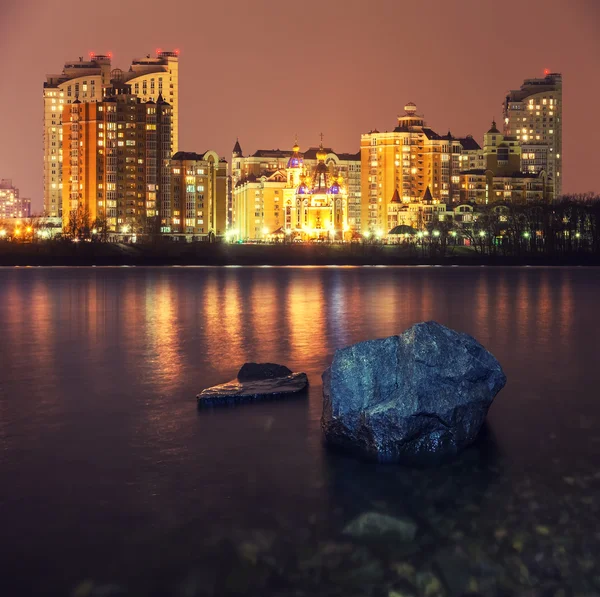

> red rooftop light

[
  {"left": 544, "top": 68, "right": 550, "bottom": 75},
  {"left": 156, "top": 48, "right": 162, "bottom": 55},
  {"left": 175, "top": 49, "right": 180, "bottom": 56}
]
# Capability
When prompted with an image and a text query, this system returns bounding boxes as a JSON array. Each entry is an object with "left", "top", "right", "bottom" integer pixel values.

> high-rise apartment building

[
  {"left": 231, "top": 140, "right": 361, "bottom": 230},
  {"left": 125, "top": 51, "right": 179, "bottom": 154},
  {"left": 61, "top": 82, "right": 172, "bottom": 234},
  {"left": 361, "top": 103, "right": 470, "bottom": 233},
  {"left": 170, "top": 151, "right": 228, "bottom": 238},
  {"left": 44, "top": 51, "right": 179, "bottom": 219},
  {"left": 0, "top": 179, "right": 31, "bottom": 219},
  {"left": 44, "top": 55, "right": 112, "bottom": 218},
  {"left": 503, "top": 72, "right": 562, "bottom": 198}
]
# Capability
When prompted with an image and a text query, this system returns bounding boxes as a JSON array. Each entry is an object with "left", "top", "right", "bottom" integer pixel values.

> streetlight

[
  {"left": 121, "top": 224, "right": 130, "bottom": 234},
  {"left": 479, "top": 230, "right": 486, "bottom": 238},
  {"left": 575, "top": 232, "right": 581, "bottom": 238},
  {"left": 432, "top": 230, "right": 440, "bottom": 237},
  {"left": 0, "top": 230, "right": 6, "bottom": 238},
  {"left": 363, "top": 231, "right": 371, "bottom": 239},
  {"left": 523, "top": 231, "right": 530, "bottom": 239}
]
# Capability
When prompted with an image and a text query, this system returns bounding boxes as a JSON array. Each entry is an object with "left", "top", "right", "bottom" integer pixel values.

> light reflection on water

[{"left": 0, "top": 266, "right": 599, "bottom": 595}]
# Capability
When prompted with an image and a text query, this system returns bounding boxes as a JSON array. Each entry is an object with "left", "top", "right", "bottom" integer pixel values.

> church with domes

[
  {"left": 282, "top": 140, "right": 349, "bottom": 240},
  {"left": 232, "top": 138, "right": 352, "bottom": 241}
]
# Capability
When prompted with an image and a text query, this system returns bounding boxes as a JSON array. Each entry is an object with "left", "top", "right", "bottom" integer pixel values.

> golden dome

[{"left": 316, "top": 144, "right": 327, "bottom": 162}]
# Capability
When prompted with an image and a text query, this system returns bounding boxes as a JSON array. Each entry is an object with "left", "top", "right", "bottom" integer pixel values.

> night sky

[{"left": 1, "top": 0, "right": 599, "bottom": 210}]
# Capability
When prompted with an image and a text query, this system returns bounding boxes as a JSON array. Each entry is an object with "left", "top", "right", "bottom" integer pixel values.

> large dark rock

[
  {"left": 197, "top": 363, "right": 307, "bottom": 407},
  {"left": 237, "top": 362, "right": 293, "bottom": 382},
  {"left": 321, "top": 321, "right": 506, "bottom": 464}
]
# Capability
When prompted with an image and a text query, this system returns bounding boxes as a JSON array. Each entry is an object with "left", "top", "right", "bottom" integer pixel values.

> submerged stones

[
  {"left": 197, "top": 362, "right": 308, "bottom": 407},
  {"left": 321, "top": 321, "right": 506, "bottom": 464}
]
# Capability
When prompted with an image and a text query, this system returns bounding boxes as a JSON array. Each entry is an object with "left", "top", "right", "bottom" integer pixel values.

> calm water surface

[{"left": 0, "top": 267, "right": 599, "bottom": 597}]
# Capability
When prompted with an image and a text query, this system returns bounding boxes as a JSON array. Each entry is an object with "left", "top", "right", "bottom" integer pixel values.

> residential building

[
  {"left": 44, "top": 55, "right": 111, "bottom": 218},
  {"left": 44, "top": 50, "right": 179, "bottom": 219},
  {"left": 61, "top": 82, "right": 172, "bottom": 234},
  {"left": 125, "top": 51, "right": 179, "bottom": 155},
  {"left": 0, "top": 179, "right": 31, "bottom": 219},
  {"left": 458, "top": 121, "right": 550, "bottom": 204},
  {"left": 503, "top": 72, "right": 562, "bottom": 197},
  {"left": 169, "top": 151, "right": 228, "bottom": 238},
  {"left": 360, "top": 102, "right": 470, "bottom": 234}
]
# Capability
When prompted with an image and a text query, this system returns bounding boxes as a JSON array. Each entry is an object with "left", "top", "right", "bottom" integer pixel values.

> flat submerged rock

[{"left": 197, "top": 372, "right": 308, "bottom": 407}]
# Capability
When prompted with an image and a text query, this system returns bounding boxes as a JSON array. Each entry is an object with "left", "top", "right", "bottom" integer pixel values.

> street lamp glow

[
  {"left": 92, "top": 228, "right": 98, "bottom": 234},
  {"left": 423, "top": 230, "right": 429, "bottom": 236},
  {"left": 0, "top": 230, "right": 6, "bottom": 238},
  {"left": 432, "top": 230, "right": 440, "bottom": 237},
  {"left": 26, "top": 227, "right": 32, "bottom": 233},
  {"left": 417, "top": 231, "right": 424, "bottom": 238},
  {"left": 479, "top": 231, "right": 486, "bottom": 237},
  {"left": 262, "top": 226, "right": 269, "bottom": 235},
  {"left": 451, "top": 231, "right": 457, "bottom": 237},
  {"left": 523, "top": 231, "right": 530, "bottom": 238},
  {"left": 121, "top": 224, "right": 130, "bottom": 234},
  {"left": 376, "top": 229, "right": 383, "bottom": 239},
  {"left": 363, "top": 231, "right": 371, "bottom": 239},
  {"left": 285, "top": 228, "right": 292, "bottom": 235},
  {"left": 575, "top": 232, "right": 581, "bottom": 238}
]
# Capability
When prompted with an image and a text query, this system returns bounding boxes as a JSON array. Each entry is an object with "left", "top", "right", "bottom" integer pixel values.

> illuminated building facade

[
  {"left": 361, "top": 103, "right": 472, "bottom": 234},
  {"left": 169, "top": 151, "right": 228, "bottom": 238},
  {"left": 503, "top": 72, "right": 562, "bottom": 197},
  {"left": 44, "top": 55, "right": 111, "bottom": 218},
  {"left": 61, "top": 83, "right": 172, "bottom": 234},
  {"left": 44, "top": 50, "right": 179, "bottom": 220},
  {"left": 232, "top": 141, "right": 349, "bottom": 240},
  {"left": 0, "top": 179, "right": 31, "bottom": 219},
  {"left": 231, "top": 140, "right": 360, "bottom": 232},
  {"left": 458, "top": 121, "right": 550, "bottom": 203}
]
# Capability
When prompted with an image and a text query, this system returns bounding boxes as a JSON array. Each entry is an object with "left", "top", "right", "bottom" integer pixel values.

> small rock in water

[
  {"left": 342, "top": 511, "right": 417, "bottom": 542},
  {"left": 197, "top": 362, "right": 308, "bottom": 407},
  {"left": 237, "top": 362, "right": 292, "bottom": 381}
]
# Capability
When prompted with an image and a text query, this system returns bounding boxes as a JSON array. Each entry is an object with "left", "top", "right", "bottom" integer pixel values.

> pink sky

[{"left": 1, "top": 0, "right": 599, "bottom": 210}]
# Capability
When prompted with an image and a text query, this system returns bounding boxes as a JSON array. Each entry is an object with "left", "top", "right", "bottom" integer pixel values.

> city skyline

[{"left": 1, "top": 0, "right": 599, "bottom": 210}]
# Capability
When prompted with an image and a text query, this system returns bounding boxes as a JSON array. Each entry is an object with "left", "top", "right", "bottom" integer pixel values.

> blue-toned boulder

[{"left": 321, "top": 322, "right": 506, "bottom": 464}]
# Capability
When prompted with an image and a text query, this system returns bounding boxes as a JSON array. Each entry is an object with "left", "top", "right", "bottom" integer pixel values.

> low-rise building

[
  {"left": 169, "top": 151, "right": 228, "bottom": 239},
  {"left": 0, "top": 180, "right": 31, "bottom": 219}
]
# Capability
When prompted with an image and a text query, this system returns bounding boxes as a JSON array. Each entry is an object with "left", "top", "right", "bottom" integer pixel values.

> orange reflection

[{"left": 145, "top": 277, "right": 183, "bottom": 393}]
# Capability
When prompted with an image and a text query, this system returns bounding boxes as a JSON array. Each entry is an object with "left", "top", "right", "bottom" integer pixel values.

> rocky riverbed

[{"left": 69, "top": 444, "right": 600, "bottom": 597}]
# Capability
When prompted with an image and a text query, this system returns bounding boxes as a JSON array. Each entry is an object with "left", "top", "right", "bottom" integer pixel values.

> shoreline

[{"left": 1, "top": 242, "right": 599, "bottom": 267}]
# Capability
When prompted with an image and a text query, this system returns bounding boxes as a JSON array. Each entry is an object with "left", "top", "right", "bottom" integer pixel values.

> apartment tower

[
  {"left": 503, "top": 72, "right": 562, "bottom": 198},
  {"left": 44, "top": 50, "right": 179, "bottom": 219},
  {"left": 61, "top": 82, "right": 172, "bottom": 234}
]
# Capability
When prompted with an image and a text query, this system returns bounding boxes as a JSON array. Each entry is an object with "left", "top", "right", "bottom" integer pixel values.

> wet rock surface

[
  {"left": 197, "top": 362, "right": 308, "bottom": 407},
  {"left": 322, "top": 321, "right": 506, "bottom": 464},
  {"left": 237, "top": 362, "right": 293, "bottom": 382}
]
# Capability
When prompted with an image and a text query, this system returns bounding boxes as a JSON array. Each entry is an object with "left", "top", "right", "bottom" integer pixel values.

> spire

[
  {"left": 423, "top": 186, "right": 433, "bottom": 203},
  {"left": 316, "top": 133, "right": 327, "bottom": 162},
  {"left": 487, "top": 119, "right": 499, "bottom": 134},
  {"left": 233, "top": 138, "right": 242, "bottom": 156},
  {"left": 390, "top": 188, "right": 401, "bottom": 204}
]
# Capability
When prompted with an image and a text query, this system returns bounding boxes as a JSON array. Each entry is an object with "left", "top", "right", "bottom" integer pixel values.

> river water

[{"left": 0, "top": 267, "right": 599, "bottom": 596}]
